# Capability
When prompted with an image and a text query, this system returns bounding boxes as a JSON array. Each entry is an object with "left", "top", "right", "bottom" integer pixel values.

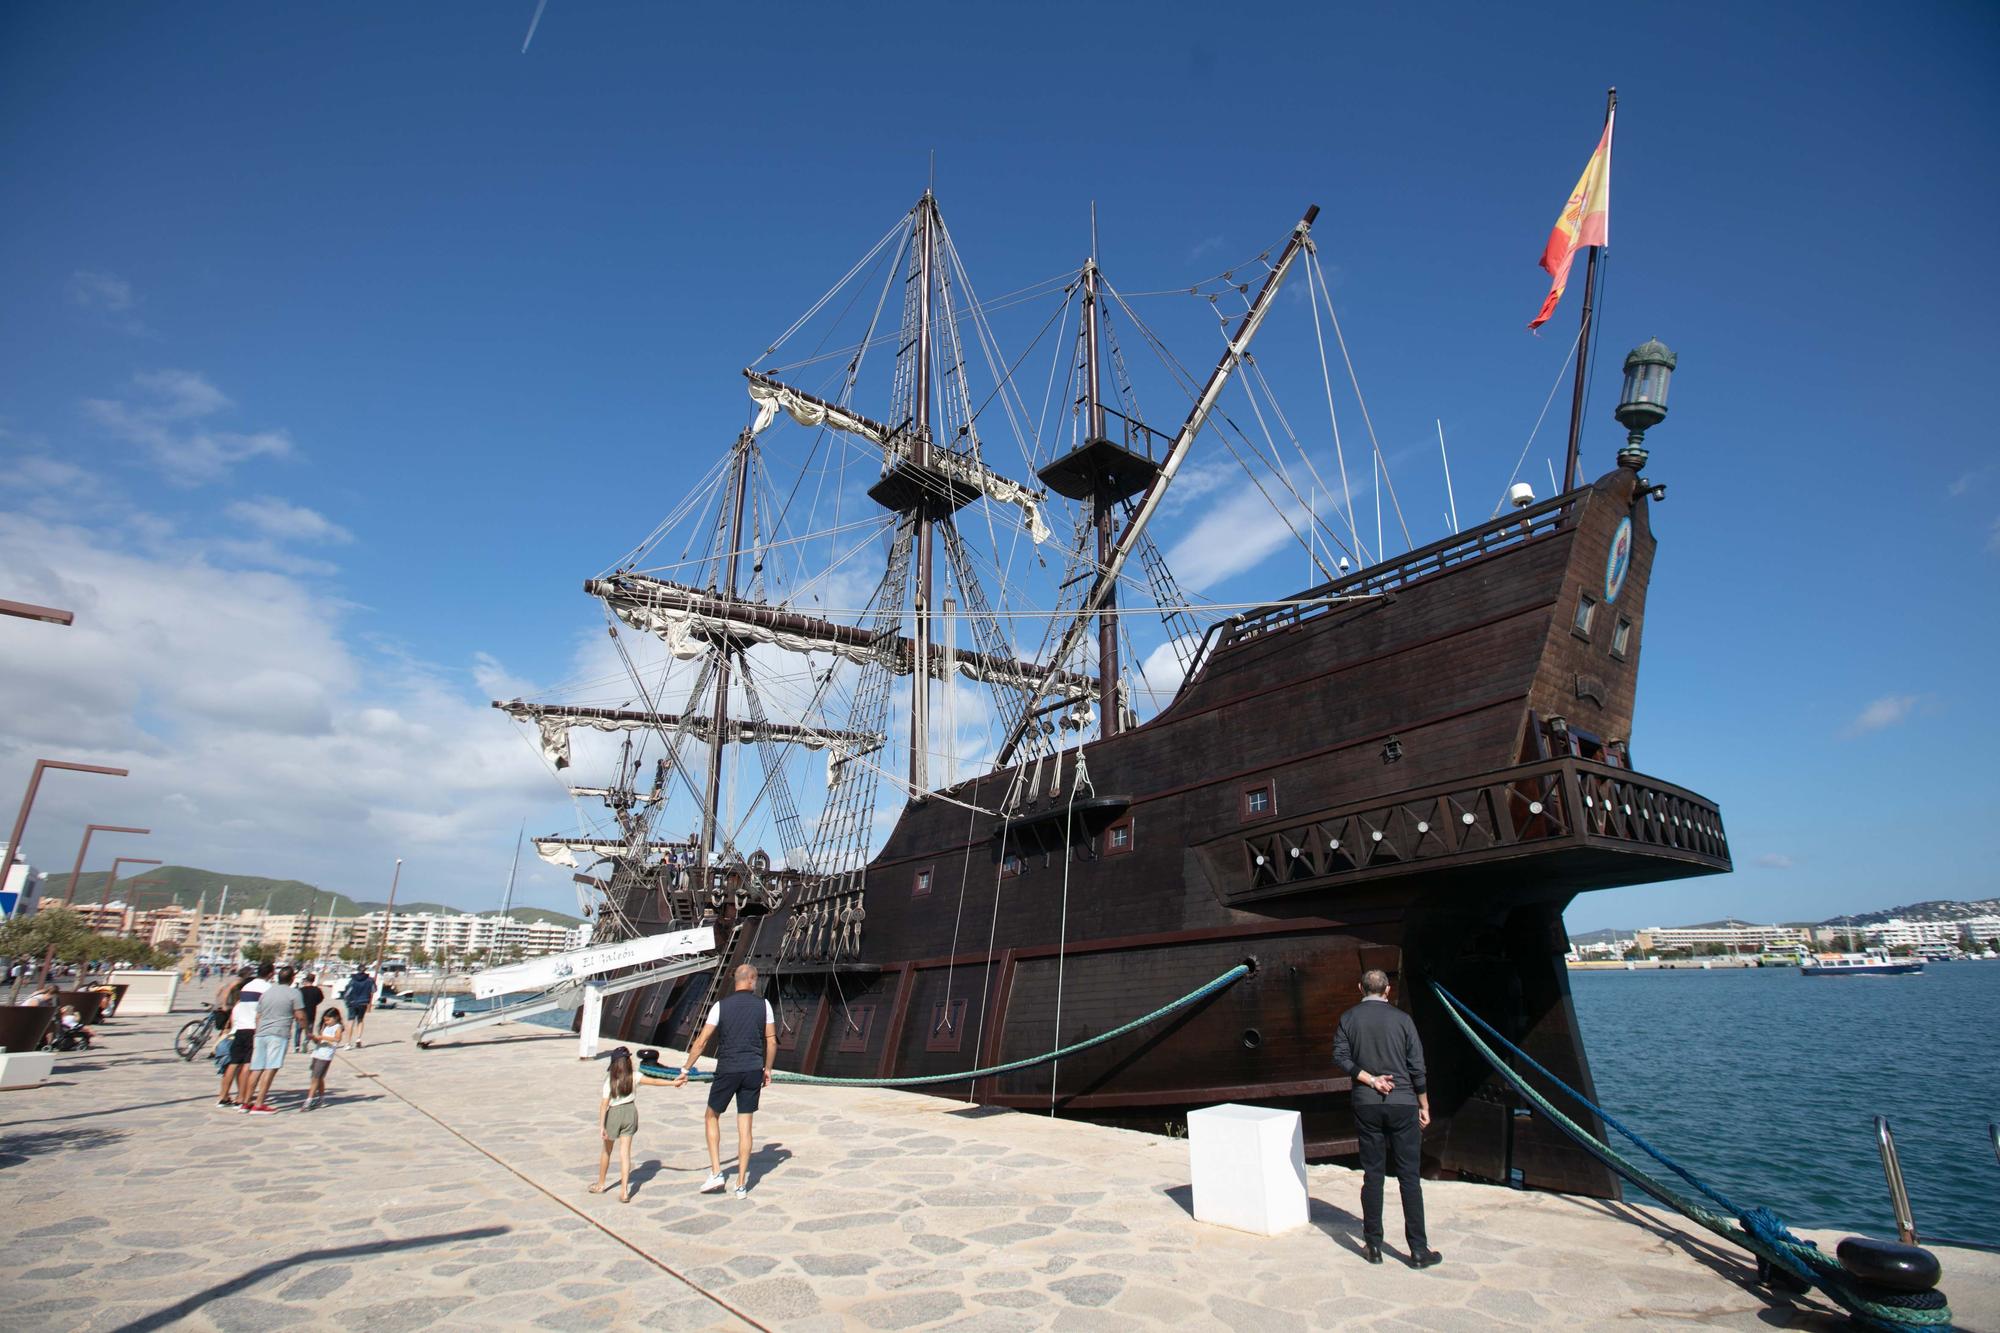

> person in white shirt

[
  {"left": 217, "top": 963, "right": 269, "bottom": 1110},
  {"left": 672, "top": 964, "right": 777, "bottom": 1198}
]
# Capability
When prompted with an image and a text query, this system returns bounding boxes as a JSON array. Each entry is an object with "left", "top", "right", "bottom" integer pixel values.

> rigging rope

[
  {"left": 1430, "top": 983, "right": 1951, "bottom": 1331},
  {"left": 640, "top": 961, "right": 1248, "bottom": 1090}
]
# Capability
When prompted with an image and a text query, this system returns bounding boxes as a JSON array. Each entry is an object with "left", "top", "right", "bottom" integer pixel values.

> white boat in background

[{"left": 1799, "top": 948, "right": 1924, "bottom": 977}]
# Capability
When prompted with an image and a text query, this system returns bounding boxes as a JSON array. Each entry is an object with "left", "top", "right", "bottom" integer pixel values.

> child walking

[
  {"left": 589, "top": 1047, "right": 663, "bottom": 1203},
  {"left": 304, "top": 1006, "right": 345, "bottom": 1111}
]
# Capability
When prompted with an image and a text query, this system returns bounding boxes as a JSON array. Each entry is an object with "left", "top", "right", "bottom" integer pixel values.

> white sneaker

[
  {"left": 699, "top": 1174, "right": 726, "bottom": 1194},
  {"left": 733, "top": 1184, "right": 749, "bottom": 1200}
]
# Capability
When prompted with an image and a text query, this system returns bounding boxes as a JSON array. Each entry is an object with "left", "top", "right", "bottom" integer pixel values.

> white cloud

[
  {"left": 225, "top": 496, "right": 353, "bottom": 545},
  {"left": 1948, "top": 466, "right": 1990, "bottom": 498},
  {"left": 70, "top": 270, "right": 136, "bottom": 312},
  {"left": 84, "top": 370, "right": 292, "bottom": 484},
  {"left": 0, "top": 511, "right": 560, "bottom": 910},
  {"left": 1842, "top": 693, "right": 1921, "bottom": 738},
  {"left": 1188, "top": 235, "right": 1225, "bottom": 262},
  {"left": 1754, "top": 853, "right": 1795, "bottom": 870},
  {"left": 1163, "top": 485, "right": 1304, "bottom": 591},
  {"left": 68, "top": 270, "right": 149, "bottom": 335}
]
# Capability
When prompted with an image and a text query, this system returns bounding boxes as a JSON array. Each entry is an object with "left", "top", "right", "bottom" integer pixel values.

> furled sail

[
  {"left": 746, "top": 374, "right": 1050, "bottom": 545},
  {"left": 494, "top": 699, "right": 885, "bottom": 771},
  {"left": 532, "top": 836, "right": 690, "bottom": 869},
  {"left": 584, "top": 576, "right": 1097, "bottom": 703}
]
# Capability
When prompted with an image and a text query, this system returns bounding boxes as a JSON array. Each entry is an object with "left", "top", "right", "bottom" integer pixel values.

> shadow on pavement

[
  {"left": 1162, "top": 1184, "right": 1369, "bottom": 1256},
  {"left": 0, "top": 1124, "right": 126, "bottom": 1166},
  {"left": 109, "top": 1224, "right": 511, "bottom": 1332},
  {"left": 7, "top": 1094, "right": 219, "bottom": 1127}
]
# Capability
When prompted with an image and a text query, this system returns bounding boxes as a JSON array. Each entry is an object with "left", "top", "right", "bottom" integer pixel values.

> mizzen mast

[{"left": 1002, "top": 204, "right": 1320, "bottom": 765}]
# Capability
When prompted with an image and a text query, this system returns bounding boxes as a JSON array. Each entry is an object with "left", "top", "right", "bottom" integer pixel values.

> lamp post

[
  {"left": 0, "top": 599, "right": 75, "bottom": 625},
  {"left": 4, "top": 760, "right": 129, "bottom": 909},
  {"left": 116, "top": 877, "right": 165, "bottom": 940},
  {"left": 61, "top": 824, "right": 151, "bottom": 906},
  {"left": 372, "top": 858, "right": 403, "bottom": 977},
  {"left": 1614, "top": 338, "right": 1677, "bottom": 470},
  {"left": 97, "top": 858, "right": 162, "bottom": 963}
]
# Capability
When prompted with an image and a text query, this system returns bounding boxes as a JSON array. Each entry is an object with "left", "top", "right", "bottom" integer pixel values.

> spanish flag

[{"left": 1529, "top": 110, "right": 1613, "bottom": 331}]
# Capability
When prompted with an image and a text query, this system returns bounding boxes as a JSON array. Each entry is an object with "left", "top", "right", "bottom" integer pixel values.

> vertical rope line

[
  {"left": 1048, "top": 753, "right": 1083, "bottom": 1114},
  {"left": 967, "top": 763, "right": 1028, "bottom": 1102}
]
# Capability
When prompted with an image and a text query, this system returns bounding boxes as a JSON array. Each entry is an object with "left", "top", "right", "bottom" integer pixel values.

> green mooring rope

[
  {"left": 640, "top": 961, "right": 1248, "bottom": 1089},
  {"left": 1430, "top": 983, "right": 1951, "bottom": 1330}
]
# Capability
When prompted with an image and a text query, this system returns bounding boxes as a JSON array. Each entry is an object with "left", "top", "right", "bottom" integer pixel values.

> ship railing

[
  {"left": 1218, "top": 491, "right": 1575, "bottom": 652},
  {"left": 1225, "top": 756, "right": 1727, "bottom": 897}
]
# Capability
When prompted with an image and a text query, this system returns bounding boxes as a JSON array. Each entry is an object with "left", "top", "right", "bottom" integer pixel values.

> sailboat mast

[
  {"left": 1082, "top": 252, "right": 1120, "bottom": 739},
  {"left": 500, "top": 821, "right": 523, "bottom": 918},
  {"left": 1563, "top": 87, "right": 1617, "bottom": 492},
  {"left": 702, "top": 432, "right": 752, "bottom": 864},
  {"left": 910, "top": 193, "right": 935, "bottom": 793}
]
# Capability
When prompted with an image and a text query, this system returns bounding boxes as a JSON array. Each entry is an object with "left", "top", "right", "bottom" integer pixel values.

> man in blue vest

[{"left": 673, "top": 963, "right": 776, "bottom": 1198}]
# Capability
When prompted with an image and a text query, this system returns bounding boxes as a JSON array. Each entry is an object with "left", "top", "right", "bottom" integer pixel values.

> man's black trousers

[{"left": 1353, "top": 1102, "right": 1427, "bottom": 1250}]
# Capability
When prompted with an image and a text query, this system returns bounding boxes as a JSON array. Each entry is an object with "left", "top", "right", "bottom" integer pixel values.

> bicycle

[{"left": 175, "top": 1009, "right": 223, "bottom": 1061}]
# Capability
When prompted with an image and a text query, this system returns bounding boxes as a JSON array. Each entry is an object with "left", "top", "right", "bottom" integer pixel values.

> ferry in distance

[{"left": 1799, "top": 948, "right": 1925, "bottom": 977}]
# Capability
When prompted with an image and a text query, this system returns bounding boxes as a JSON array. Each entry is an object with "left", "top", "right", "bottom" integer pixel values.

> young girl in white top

[
  {"left": 304, "top": 1007, "right": 345, "bottom": 1111},
  {"left": 589, "top": 1047, "right": 669, "bottom": 1203}
]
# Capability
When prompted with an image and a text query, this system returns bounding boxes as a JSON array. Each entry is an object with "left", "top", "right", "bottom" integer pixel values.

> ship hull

[{"left": 600, "top": 465, "right": 1730, "bottom": 1200}]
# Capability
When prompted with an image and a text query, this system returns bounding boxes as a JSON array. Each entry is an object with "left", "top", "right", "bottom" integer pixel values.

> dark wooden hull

[{"left": 601, "top": 464, "right": 1730, "bottom": 1198}]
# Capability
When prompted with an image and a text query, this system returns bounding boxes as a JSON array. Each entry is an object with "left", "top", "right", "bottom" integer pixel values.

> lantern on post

[{"left": 1614, "top": 338, "right": 1676, "bottom": 469}]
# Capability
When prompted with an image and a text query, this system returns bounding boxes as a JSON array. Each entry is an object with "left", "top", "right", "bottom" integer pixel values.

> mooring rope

[
  {"left": 640, "top": 961, "right": 1247, "bottom": 1090},
  {"left": 1431, "top": 982, "right": 1952, "bottom": 1330}
]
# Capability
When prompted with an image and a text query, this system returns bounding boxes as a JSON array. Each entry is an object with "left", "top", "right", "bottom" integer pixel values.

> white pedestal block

[
  {"left": 0, "top": 1051, "right": 55, "bottom": 1089},
  {"left": 578, "top": 984, "right": 604, "bottom": 1060},
  {"left": 1187, "top": 1103, "right": 1309, "bottom": 1236},
  {"left": 114, "top": 970, "right": 179, "bottom": 1016}
]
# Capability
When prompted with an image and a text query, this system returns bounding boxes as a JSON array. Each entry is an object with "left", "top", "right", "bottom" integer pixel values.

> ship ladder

[
  {"left": 682, "top": 919, "right": 750, "bottom": 1033},
  {"left": 641, "top": 961, "right": 1248, "bottom": 1090},
  {"left": 1431, "top": 982, "right": 1953, "bottom": 1331}
]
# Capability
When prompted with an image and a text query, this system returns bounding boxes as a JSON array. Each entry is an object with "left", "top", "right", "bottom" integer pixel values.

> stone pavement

[{"left": 3, "top": 1005, "right": 1993, "bottom": 1331}]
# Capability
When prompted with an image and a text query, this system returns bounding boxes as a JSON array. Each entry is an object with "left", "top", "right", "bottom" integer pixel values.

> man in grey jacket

[{"left": 1332, "top": 968, "right": 1441, "bottom": 1268}]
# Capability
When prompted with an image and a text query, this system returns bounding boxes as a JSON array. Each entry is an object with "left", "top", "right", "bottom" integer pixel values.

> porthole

[{"left": 1241, "top": 1029, "right": 1262, "bottom": 1050}]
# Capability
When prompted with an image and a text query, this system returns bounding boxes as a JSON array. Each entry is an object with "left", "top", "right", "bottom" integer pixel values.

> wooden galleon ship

[{"left": 499, "top": 190, "right": 1728, "bottom": 1197}]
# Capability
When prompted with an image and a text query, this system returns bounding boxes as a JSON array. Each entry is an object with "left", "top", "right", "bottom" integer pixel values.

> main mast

[
  {"left": 1082, "top": 253, "right": 1121, "bottom": 738},
  {"left": 702, "top": 430, "right": 752, "bottom": 865},
  {"left": 910, "top": 193, "right": 935, "bottom": 793}
]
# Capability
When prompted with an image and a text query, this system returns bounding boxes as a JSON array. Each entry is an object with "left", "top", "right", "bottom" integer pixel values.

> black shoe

[
  {"left": 1409, "top": 1247, "right": 1443, "bottom": 1269},
  {"left": 1362, "top": 1242, "right": 1383, "bottom": 1265}
]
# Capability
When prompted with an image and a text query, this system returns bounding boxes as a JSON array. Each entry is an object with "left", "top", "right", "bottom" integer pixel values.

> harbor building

[
  {"left": 356, "top": 909, "right": 589, "bottom": 961},
  {"left": 1633, "top": 921, "right": 1806, "bottom": 953},
  {"left": 1866, "top": 916, "right": 2000, "bottom": 949}
]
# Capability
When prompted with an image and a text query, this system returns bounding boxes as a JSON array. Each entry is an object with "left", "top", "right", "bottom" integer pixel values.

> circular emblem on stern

[{"left": 1604, "top": 517, "right": 1633, "bottom": 603}]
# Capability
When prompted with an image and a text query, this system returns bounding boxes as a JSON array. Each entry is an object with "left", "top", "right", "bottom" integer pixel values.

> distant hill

[
  {"left": 55, "top": 865, "right": 582, "bottom": 927},
  {"left": 1573, "top": 899, "right": 1999, "bottom": 937},
  {"left": 1817, "top": 899, "right": 2000, "bottom": 926}
]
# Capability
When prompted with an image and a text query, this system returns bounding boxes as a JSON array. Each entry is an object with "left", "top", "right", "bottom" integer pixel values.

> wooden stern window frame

[
  {"left": 1610, "top": 615, "right": 1633, "bottom": 661},
  {"left": 912, "top": 864, "right": 934, "bottom": 898},
  {"left": 1102, "top": 816, "right": 1135, "bottom": 857},
  {"left": 1240, "top": 781, "right": 1277, "bottom": 822},
  {"left": 1572, "top": 589, "right": 1597, "bottom": 641},
  {"left": 999, "top": 851, "right": 1023, "bottom": 879}
]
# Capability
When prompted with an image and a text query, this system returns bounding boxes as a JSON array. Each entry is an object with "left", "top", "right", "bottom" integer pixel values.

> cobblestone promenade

[{"left": 3, "top": 1005, "right": 1992, "bottom": 1330}]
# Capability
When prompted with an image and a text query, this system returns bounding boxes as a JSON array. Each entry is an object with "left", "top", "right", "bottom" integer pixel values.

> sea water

[{"left": 1571, "top": 963, "right": 1999, "bottom": 1247}]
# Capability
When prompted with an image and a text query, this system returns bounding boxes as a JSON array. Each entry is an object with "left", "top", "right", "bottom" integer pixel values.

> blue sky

[{"left": 2, "top": 2, "right": 1995, "bottom": 930}]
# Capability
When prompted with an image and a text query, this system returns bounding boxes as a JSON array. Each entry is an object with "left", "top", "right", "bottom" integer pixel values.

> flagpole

[{"left": 1562, "top": 86, "right": 1617, "bottom": 493}]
